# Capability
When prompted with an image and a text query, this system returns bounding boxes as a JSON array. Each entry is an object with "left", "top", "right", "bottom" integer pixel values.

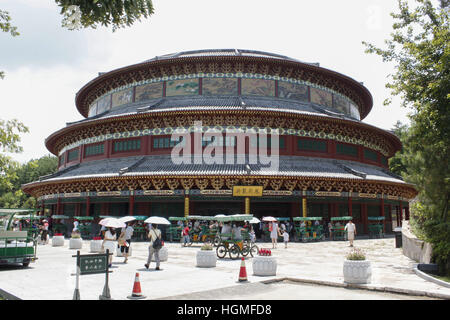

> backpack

[{"left": 152, "top": 229, "right": 162, "bottom": 250}]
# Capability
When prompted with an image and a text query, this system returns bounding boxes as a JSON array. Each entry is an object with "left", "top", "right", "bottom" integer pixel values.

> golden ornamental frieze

[
  {"left": 25, "top": 175, "right": 417, "bottom": 200},
  {"left": 51, "top": 111, "right": 398, "bottom": 157}
]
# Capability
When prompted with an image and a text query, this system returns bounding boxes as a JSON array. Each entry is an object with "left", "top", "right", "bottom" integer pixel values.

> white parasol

[
  {"left": 99, "top": 217, "right": 126, "bottom": 228},
  {"left": 262, "top": 216, "right": 277, "bottom": 222},
  {"left": 118, "top": 216, "right": 136, "bottom": 223},
  {"left": 249, "top": 217, "right": 260, "bottom": 224},
  {"left": 144, "top": 216, "right": 170, "bottom": 225}
]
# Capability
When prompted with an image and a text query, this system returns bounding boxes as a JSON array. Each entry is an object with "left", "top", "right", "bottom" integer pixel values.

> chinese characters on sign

[
  {"left": 79, "top": 255, "right": 108, "bottom": 275},
  {"left": 232, "top": 186, "right": 263, "bottom": 197}
]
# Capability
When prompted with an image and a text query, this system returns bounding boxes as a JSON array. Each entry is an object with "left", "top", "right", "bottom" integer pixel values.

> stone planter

[
  {"left": 51, "top": 235, "right": 65, "bottom": 247},
  {"left": 90, "top": 240, "right": 103, "bottom": 253},
  {"left": 152, "top": 246, "right": 168, "bottom": 262},
  {"left": 252, "top": 256, "right": 277, "bottom": 276},
  {"left": 196, "top": 250, "right": 217, "bottom": 268},
  {"left": 343, "top": 259, "right": 372, "bottom": 284},
  {"left": 116, "top": 245, "right": 133, "bottom": 257},
  {"left": 69, "top": 237, "right": 83, "bottom": 249}
]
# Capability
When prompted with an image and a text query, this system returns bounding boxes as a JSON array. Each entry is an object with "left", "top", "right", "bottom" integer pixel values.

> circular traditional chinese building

[{"left": 23, "top": 49, "right": 416, "bottom": 234}]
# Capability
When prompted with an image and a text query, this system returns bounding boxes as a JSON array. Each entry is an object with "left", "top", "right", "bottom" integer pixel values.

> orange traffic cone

[
  {"left": 127, "top": 273, "right": 146, "bottom": 299},
  {"left": 238, "top": 257, "right": 248, "bottom": 282}
]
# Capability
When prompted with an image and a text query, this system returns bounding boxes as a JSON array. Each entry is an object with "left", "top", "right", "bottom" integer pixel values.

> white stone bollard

[
  {"left": 69, "top": 237, "right": 83, "bottom": 249},
  {"left": 90, "top": 239, "right": 103, "bottom": 253},
  {"left": 152, "top": 246, "right": 168, "bottom": 262},
  {"left": 196, "top": 250, "right": 217, "bottom": 268},
  {"left": 252, "top": 255, "right": 277, "bottom": 276},
  {"left": 52, "top": 235, "right": 65, "bottom": 247},
  {"left": 343, "top": 259, "right": 372, "bottom": 284}
]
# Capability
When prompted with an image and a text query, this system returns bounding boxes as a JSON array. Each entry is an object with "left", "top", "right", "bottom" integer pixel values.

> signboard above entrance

[{"left": 232, "top": 186, "right": 263, "bottom": 197}]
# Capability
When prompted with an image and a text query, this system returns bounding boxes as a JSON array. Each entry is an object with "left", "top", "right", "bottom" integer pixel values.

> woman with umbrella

[
  {"left": 263, "top": 217, "right": 279, "bottom": 249},
  {"left": 144, "top": 216, "right": 169, "bottom": 271},
  {"left": 102, "top": 227, "right": 117, "bottom": 267},
  {"left": 99, "top": 218, "right": 125, "bottom": 267}
]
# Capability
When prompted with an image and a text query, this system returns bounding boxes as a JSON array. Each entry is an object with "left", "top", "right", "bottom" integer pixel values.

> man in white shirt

[
  {"left": 344, "top": 219, "right": 357, "bottom": 247},
  {"left": 145, "top": 224, "right": 162, "bottom": 271}
]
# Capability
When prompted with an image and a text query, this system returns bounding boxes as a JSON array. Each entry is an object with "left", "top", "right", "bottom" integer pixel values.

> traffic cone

[
  {"left": 127, "top": 273, "right": 146, "bottom": 299},
  {"left": 238, "top": 257, "right": 248, "bottom": 282}
]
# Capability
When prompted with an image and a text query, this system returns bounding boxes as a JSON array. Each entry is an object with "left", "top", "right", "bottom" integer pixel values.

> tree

[
  {"left": 0, "top": 155, "right": 58, "bottom": 209},
  {"left": 0, "top": 119, "right": 29, "bottom": 191},
  {"left": 57, "top": 0, "right": 155, "bottom": 31},
  {"left": 364, "top": 0, "right": 449, "bottom": 275},
  {"left": 0, "top": 9, "right": 19, "bottom": 79}
]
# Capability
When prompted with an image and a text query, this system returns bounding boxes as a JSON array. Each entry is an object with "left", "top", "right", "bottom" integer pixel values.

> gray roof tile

[{"left": 41, "top": 155, "right": 404, "bottom": 185}]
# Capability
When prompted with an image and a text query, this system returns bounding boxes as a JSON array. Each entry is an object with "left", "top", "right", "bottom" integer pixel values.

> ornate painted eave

[
  {"left": 75, "top": 52, "right": 373, "bottom": 119},
  {"left": 45, "top": 108, "right": 401, "bottom": 157},
  {"left": 22, "top": 174, "right": 418, "bottom": 200}
]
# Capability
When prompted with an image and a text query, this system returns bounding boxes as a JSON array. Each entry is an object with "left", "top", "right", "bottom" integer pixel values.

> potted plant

[
  {"left": 69, "top": 230, "right": 83, "bottom": 249},
  {"left": 343, "top": 248, "right": 372, "bottom": 284},
  {"left": 51, "top": 233, "right": 65, "bottom": 247},
  {"left": 252, "top": 248, "right": 277, "bottom": 276},
  {"left": 196, "top": 243, "right": 216, "bottom": 268}
]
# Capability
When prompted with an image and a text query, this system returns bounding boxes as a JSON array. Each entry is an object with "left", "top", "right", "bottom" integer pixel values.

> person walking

[
  {"left": 119, "top": 222, "right": 134, "bottom": 263},
  {"left": 145, "top": 224, "right": 162, "bottom": 271},
  {"left": 328, "top": 221, "right": 333, "bottom": 240},
  {"left": 282, "top": 230, "right": 289, "bottom": 248},
  {"left": 102, "top": 227, "right": 117, "bottom": 267},
  {"left": 181, "top": 223, "right": 190, "bottom": 247},
  {"left": 270, "top": 221, "right": 280, "bottom": 249},
  {"left": 344, "top": 219, "right": 357, "bottom": 247},
  {"left": 41, "top": 219, "right": 49, "bottom": 244}
]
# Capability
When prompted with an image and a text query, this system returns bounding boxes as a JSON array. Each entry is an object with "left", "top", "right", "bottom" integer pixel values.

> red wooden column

[
  {"left": 362, "top": 203, "right": 368, "bottom": 234},
  {"left": 129, "top": 193, "right": 135, "bottom": 216},
  {"left": 399, "top": 201, "right": 403, "bottom": 226},
  {"left": 86, "top": 197, "right": 90, "bottom": 216}
]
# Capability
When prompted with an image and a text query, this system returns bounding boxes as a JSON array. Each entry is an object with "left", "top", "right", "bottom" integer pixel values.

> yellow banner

[{"left": 233, "top": 186, "right": 263, "bottom": 197}]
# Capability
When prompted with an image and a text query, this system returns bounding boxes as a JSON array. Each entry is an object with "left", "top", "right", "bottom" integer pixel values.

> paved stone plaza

[{"left": 0, "top": 237, "right": 449, "bottom": 300}]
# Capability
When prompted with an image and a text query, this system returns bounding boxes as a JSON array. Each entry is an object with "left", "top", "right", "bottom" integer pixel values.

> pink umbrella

[{"left": 99, "top": 217, "right": 126, "bottom": 228}]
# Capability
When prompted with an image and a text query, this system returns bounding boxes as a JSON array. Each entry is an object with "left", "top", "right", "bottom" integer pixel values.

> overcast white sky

[{"left": 0, "top": 0, "right": 414, "bottom": 164}]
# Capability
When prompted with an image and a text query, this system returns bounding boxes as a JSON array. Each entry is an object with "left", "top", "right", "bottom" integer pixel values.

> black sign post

[{"left": 72, "top": 249, "right": 113, "bottom": 300}]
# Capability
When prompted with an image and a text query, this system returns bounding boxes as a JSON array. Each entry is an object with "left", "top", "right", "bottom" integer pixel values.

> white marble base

[
  {"left": 90, "top": 240, "right": 103, "bottom": 253},
  {"left": 51, "top": 236, "right": 65, "bottom": 247},
  {"left": 69, "top": 238, "right": 83, "bottom": 249},
  {"left": 252, "top": 256, "right": 277, "bottom": 276},
  {"left": 196, "top": 250, "right": 217, "bottom": 268},
  {"left": 151, "top": 246, "right": 168, "bottom": 262},
  {"left": 343, "top": 259, "right": 372, "bottom": 284}
]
